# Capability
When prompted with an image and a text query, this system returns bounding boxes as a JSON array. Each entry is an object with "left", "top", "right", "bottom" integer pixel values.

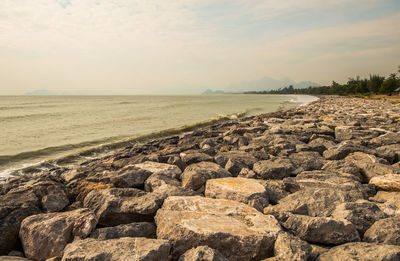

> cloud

[{"left": 0, "top": 0, "right": 399, "bottom": 94}]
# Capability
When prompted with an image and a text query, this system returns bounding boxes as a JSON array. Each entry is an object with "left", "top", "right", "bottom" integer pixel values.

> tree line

[{"left": 244, "top": 67, "right": 400, "bottom": 96}]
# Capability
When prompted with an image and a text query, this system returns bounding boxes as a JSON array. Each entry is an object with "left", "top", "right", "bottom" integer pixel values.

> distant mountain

[
  {"left": 202, "top": 89, "right": 235, "bottom": 95},
  {"left": 210, "top": 77, "right": 321, "bottom": 93},
  {"left": 25, "top": 89, "right": 57, "bottom": 95}
]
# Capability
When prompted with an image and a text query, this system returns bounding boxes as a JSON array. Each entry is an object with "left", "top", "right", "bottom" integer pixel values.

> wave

[{"left": 0, "top": 98, "right": 301, "bottom": 180}]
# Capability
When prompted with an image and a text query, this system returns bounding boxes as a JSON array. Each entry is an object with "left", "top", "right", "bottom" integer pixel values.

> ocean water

[{"left": 0, "top": 94, "right": 318, "bottom": 180}]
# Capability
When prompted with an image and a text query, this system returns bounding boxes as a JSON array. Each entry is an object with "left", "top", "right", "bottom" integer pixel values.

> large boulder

[
  {"left": 363, "top": 217, "right": 400, "bottom": 245},
  {"left": 19, "top": 208, "right": 97, "bottom": 261},
  {"left": 370, "top": 132, "right": 400, "bottom": 147},
  {"left": 178, "top": 246, "right": 228, "bottom": 261},
  {"left": 90, "top": 222, "right": 156, "bottom": 240},
  {"left": 274, "top": 232, "right": 312, "bottom": 261},
  {"left": 181, "top": 162, "right": 231, "bottom": 191},
  {"left": 61, "top": 237, "right": 171, "bottom": 261},
  {"left": 205, "top": 177, "right": 269, "bottom": 211},
  {"left": 330, "top": 200, "right": 387, "bottom": 235},
  {"left": 155, "top": 196, "right": 281, "bottom": 260},
  {"left": 283, "top": 214, "right": 360, "bottom": 245},
  {"left": 316, "top": 242, "right": 400, "bottom": 261},
  {"left": 253, "top": 157, "right": 294, "bottom": 179},
  {"left": 0, "top": 173, "right": 69, "bottom": 255},
  {"left": 83, "top": 188, "right": 163, "bottom": 226}
]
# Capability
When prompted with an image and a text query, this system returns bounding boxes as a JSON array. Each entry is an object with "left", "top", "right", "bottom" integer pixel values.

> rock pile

[{"left": 1, "top": 96, "right": 400, "bottom": 260}]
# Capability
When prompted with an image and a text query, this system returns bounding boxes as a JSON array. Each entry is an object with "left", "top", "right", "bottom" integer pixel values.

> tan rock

[
  {"left": 19, "top": 208, "right": 97, "bottom": 261},
  {"left": 134, "top": 161, "right": 182, "bottom": 179},
  {"left": 370, "top": 174, "right": 400, "bottom": 191},
  {"left": 205, "top": 177, "right": 268, "bottom": 211},
  {"left": 155, "top": 196, "right": 281, "bottom": 260},
  {"left": 181, "top": 162, "right": 231, "bottom": 191},
  {"left": 61, "top": 237, "right": 171, "bottom": 261}
]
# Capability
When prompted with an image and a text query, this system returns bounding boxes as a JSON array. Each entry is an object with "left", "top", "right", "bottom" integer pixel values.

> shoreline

[
  {"left": 1, "top": 95, "right": 400, "bottom": 260},
  {"left": 0, "top": 94, "right": 318, "bottom": 181}
]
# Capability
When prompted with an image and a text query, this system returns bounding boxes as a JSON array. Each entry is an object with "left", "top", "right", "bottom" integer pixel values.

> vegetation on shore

[{"left": 244, "top": 67, "right": 400, "bottom": 96}]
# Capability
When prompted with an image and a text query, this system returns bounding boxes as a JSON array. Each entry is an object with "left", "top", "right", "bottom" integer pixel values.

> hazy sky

[{"left": 1, "top": 0, "right": 399, "bottom": 95}]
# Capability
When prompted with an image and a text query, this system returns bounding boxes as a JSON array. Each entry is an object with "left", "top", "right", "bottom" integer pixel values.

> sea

[{"left": 0, "top": 94, "right": 318, "bottom": 180}]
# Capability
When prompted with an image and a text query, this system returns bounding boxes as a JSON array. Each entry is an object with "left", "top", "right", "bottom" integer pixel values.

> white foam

[{"left": 289, "top": 95, "right": 319, "bottom": 106}]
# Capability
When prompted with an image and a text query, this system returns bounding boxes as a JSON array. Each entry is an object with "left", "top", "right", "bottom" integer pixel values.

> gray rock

[
  {"left": 316, "top": 242, "right": 400, "bottom": 261},
  {"left": 321, "top": 160, "right": 362, "bottom": 176},
  {"left": 178, "top": 246, "right": 228, "bottom": 261},
  {"left": 83, "top": 188, "right": 163, "bottom": 226},
  {"left": 307, "top": 138, "right": 336, "bottom": 154},
  {"left": 264, "top": 188, "right": 365, "bottom": 220},
  {"left": 61, "top": 237, "right": 171, "bottom": 261},
  {"left": 345, "top": 152, "right": 399, "bottom": 181},
  {"left": 180, "top": 151, "right": 214, "bottom": 165},
  {"left": 181, "top": 162, "right": 231, "bottom": 191},
  {"left": 19, "top": 208, "right": 97, "bottom": 261},
  {"left": 214, "top": 151, "right": 257, "bottom": 175},
  {"left": 90, "top": 222, "right": 156, "bottom": 240},
  {"left": 283, "top": 214, "right": 360, "bottom": 245},
  {"left": 274, "top": 232, "right": 312, "bottom": 261},
  {"left": 330, "top": 200, "right": 387, "bottom": 235},
  {"left": 288, "top": 151, "right": 326, "bottom": 174},
  {"left": 370, "top": 132, "right": 400, "bottom": 147},
  {"left": 364, "top": 217, "right": 400, "bottom": 245},
  {"left": 253, "top": 157, "right": 294, "bottom": 179}
]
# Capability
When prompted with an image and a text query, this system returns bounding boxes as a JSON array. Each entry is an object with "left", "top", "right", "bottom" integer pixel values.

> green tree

[
  {"left": 367, "top": 74, "right": 385, "bottom": 93},
  {"left": 379, "top": 74, "right": 399, "bottom": 94}
]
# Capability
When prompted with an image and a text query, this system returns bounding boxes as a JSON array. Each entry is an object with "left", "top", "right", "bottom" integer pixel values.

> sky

[{"left": 0, "top": 0, "right": 399, "bottom": 95}]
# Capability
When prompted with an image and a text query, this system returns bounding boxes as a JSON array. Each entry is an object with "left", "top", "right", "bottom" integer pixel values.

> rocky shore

[{"left": 1, "top": 96, "right": 400, "bottom": 261}]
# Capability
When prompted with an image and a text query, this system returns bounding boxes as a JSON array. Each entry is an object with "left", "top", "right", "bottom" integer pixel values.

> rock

[
  {"left": 363, "top": 217, "right": 400, "bottom": 245},
  {"left": 134, "top": 161, "right": 182, "bottom": 179},
  {"left": 334, "top": 126, "right": 376, "bottom": 142},
  {"left": 0, "top": 173, "right": 70, "bottom": 254},
  {"left": 307, "top": 138, "right": 336, "bottom": 154},
  {"left": 0, "top": 191, "right": 40, "bottom": 255},
  {"left": 370, "top": 174, "right": 400, "bottom": 191},
  {"left": 321, "top": 160, "right": 362, "bottom": 176},
  {"left": 90, "top": 222, "right": 156, "bottom": 240},
  {"left": 316, "top": 242, "right": 400, "bottom": 261},
  {"left": 323, "top": 141, "right": 367, "bottom": 160},
  {"left": 19, "top": 208, "right": 97, "bottom": 261},
  {"left": 61, "top": 237, "right": 171, "bottom": 261},
  {"left": 259, "top": 180, "right": 289, "bottom": 204},
  {"left": 83, "top": 188, "right": 163, "bottom": 226},
  {"left": 180, "top": 151, "right": 214, "bottom": 165},
  {"left": 109, "top": 165, "right": 152, "bottom": 188},
  {"left": 283, "top": 170, "right": 366, "bottom": 193},
  {"left": 264, "top": 188, "right": 365, "bottom": 220},
  {"left": 288, "top": 152, "right": 326, "bottom": 174},
  {"left": 330, "top": 200, "right": 387, "bottom": 235},
  {"left": 178, "top": 246, "right": 228, "bottom": 261},
  {"left": 237, "top": 168, "right": 258, "bottom": 179},
  {"left": 345, "top": 152, "right": 399, "bottom": 181},
  {"left": 181, "top": 162, "right": 231, "bottom": 191},
  {"left": 274, "top": 232, "right": 312, "bottom": 261},
  {"left": 167, "top": 155, "right": 187, "bottom": 171},
  {"left": 0, "top": 257, "right": 30, "bottom": 261},
  {"left": 214, "top": 151, "right": 257, "bottom": 175},
  {"left": 155, "top": 196, "right": 281, "bottom": 260},
  {"left": 377, "top": 144, "right": 400, "bottom": 163},
  {"left": 370, "top": 132, "right": 400, "bottom": 147},
  {"left": 371, "top": 191, "right": 400, "bottom": 217},
  {"left": 253, "top": 157, "right": 294, "bottom": 179},
  {"left": 144, "top": 173, "right": 198, "bottom": 199},
  {"left": 283, "top": 214, "right": 360, "bottom": 245},
  {"left": 205, "top": 177, "right": 269, "bottom": 211}
]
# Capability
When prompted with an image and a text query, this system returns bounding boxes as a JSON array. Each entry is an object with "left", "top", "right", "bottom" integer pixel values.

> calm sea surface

[{"left": 0, "top": 95, "right": 318, "bottom": 179}]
